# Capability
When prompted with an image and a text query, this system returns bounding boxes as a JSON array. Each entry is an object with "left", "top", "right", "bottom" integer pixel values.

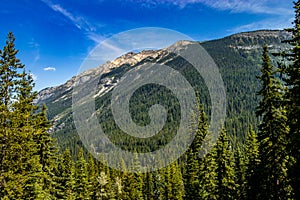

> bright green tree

[
  {"left": 87, "top": 154, "right": 97, "bottom": 198},
  {"left": 144, "top": 172, "right": 155, "bottom": 200},
  {"left": 169, "top": 161, "right": 184, "bottom": 200},
  {"left": 234, "top": 146, "right": 246, "bottom": 200},
  {"left": 34, "top": 104, "right": 58, "bottom": 198},
  {"left": 198, "top": 148, "right": 218, "bottom": 200},
  {"left": 75, "top": 149, "right": 91, "bottom": 199},
  {"left": 122, "top": 154, "right": 144, "bottom": 200},
  {"left": 94, "top": 171, "right": 114, "bottom": 200},
  {"left": 0, "top": 32, "right": 52, "bottom": 199},
  {"left": 184, "top": 148, "right": 199, "bottom": 199},
  {"left": 56, "top": 149, "right": 76, "bottom": 199}
]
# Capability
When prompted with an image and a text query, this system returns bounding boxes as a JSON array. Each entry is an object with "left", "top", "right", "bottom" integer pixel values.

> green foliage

[
  {"left": 39, "top": 30, "right": 291, "bottom": 155},
  {"left": 3, "top": 10, "right": 300, "bottom": 199},
  {"left": 198, "top": 149, "right": 218, "bottom": 200},
  {"left": 0, "top": 32, "right": 57, "bottom": 199},
  {"left": 234, "top": 146, "right": 246, "bottom": 200},
  {"left": 256, "top": 45, "right": 294, "bottom": 199},
  {"left": 55, "top": 149, "right": 76, "bottom": 199},
  {"left": 215, "top": 129, "right": 237, "bottom": 200},
  {"left": 244, "top": 126, "right": 260, "bottom": 200},
  {"left": 281, "top": 1, "right": 300, "bottom": 198},
  {"left": 74, "top": 149, "right": 91, "bottom": 199}
]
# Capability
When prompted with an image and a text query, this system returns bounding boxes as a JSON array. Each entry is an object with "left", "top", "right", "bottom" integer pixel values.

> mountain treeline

[{"left": 1, "top": 0, "right": 300, "bottom": 199}]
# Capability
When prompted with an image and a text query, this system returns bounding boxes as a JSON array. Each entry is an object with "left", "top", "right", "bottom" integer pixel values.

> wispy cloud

[
  {"left": 198, "top": 0, "right": 292, "bottom": 15},
  {"left": 44, "top": 67, "right": 56, "bottom": 71},
  {"left": 28, "top": 39, "right": 41, "bottom": 62},
  {"left": 229, "top": 15, "right": 294, "bottom": 33},
  {"left": 41, "top": 0, "right": 106, "bottom": 43},
  {"left": 28, "top": 40, "right": 40, "bottom": 48},
  {"left": 86, "top": 32, "right": 106, "bottom": 43},
  {"left": 128, "top": 0, "right": 293, "bottom": 15}
]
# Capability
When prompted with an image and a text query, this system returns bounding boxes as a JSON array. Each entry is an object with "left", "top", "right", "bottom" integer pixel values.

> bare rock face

[{"left": 36, "top": 44, "right": 177, "bottom": 128}]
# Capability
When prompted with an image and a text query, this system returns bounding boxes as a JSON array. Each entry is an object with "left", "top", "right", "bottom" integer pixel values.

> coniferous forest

[{"left": 1, "top": 1, "right": 300, "bottom": 199}]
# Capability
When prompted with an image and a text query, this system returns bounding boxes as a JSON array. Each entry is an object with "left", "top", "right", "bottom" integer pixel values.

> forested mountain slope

[{"left": 37, "top": 30, "right": 291, "bottom": 154}]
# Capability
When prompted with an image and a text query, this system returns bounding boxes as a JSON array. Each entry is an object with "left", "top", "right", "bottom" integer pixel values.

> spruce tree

[
  {"left": 215, "top": 129, "right": 236, "bottom": 200},
  {"left": 56, "top": 149, "right": 76, "bottom": 199},
  {"left": 184, "top": 148, "right": 199, "bottom": 199},
  {"left": 256, "top": 45, "right": 294, "bottom": 199},
  {"left": 198, "top": 148, "right": 218, "bottom": 200},
  {"left": 169, "top": 161, "right": 184, "bottom": 200},
  {"left": 75, "top": 149, "right": 91, "bottom": 199},
  {"left": 282, "top": 1, "right": 300, "bottom": 197},
  {"left": 87, "top": 154, "right": 96, "bottom": 198},
  {"left": 163, "top": 164, "right": 172, "bottom": 200},
  {"left": 122, "top": 154, "right": 144, "bottom": 200},
  {"left": 184, "top": 104, "right": 208, "bottom": 200},
  {"left": 94, "top": 171, "right": 112, "bottom": 200},
  {"left": 144, "top": 172, "right": 155, "bottom": 200},
  {"left": 234, "top": 146, "right": 246, "bottom": 200},
  {"left": 244, "top": 125, "right": 260, "bottom": 200},
  {"left": 114, "top": 176, "right": 123, "bottom": 200},
  {"left": 34, "top": 104, "right": 58, "bottom": 198},
  {"left": 0, "top": 32, "right": 51, "bottom": 199}
]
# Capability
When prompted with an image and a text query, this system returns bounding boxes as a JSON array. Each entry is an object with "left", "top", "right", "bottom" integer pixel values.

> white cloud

[{"left": 44, "top": 67, "right": 56, "bottom": 71}]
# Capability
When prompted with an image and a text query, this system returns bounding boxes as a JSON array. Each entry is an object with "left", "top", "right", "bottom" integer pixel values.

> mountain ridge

[
  {"left": 37, "top": 29, "right": 292, "bottom": 152},
  {"left": 38, "top": 29, "right": 290, "bottom": 99}
]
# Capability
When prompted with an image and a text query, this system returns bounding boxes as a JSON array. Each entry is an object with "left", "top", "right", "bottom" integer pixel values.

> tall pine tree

[
  {"left": 256, "top": 45, "right": 293, "bottom": 199},
  {"left": 282, "top": 1, "right": 300, "bottom": 197},
  {"left": 0, "top": 32, "right": 54, "bottom": 199},
  {"left": 215, "top": 129, "right": 236, "bottom": 200},
  {"left": 244, "top": 125, "right": 260, "bottom": 200}
]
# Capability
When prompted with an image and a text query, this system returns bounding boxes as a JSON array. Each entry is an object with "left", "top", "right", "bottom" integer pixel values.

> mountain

[{"left": 37, "top": 30, "right": 291, "bottom": 154}]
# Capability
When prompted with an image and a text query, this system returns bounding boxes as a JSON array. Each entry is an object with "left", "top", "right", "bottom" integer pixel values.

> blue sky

[{"left": 0, "top": 0, "right": 294, "bottom": 91}]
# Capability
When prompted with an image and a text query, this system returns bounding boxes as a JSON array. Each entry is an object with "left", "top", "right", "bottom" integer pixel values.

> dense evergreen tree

[
  {"left": 215, "top": 129, "right": 236, "bottom": 200},
  {"left": 197, "top": 114, "right": 218, "bottom": 200},
  {"left": 256, "top": 45, "right": 294, "bottom": 199},
  {"left": 4, "top": 9, "right": 300, "bottom": 199},
  {"left": 184, "top": 103, "right": 208, "bottom": 200},
  {"left": 244, "top": 125, "right": 260, "bottom": 200},
  {"left": 87, "top": 154, "right": 97, "bottom": 198},
  {"left": 0, "top": 32, "right": 54, "bottom": 199},
  {"left": 34, "top": 104, "right": 58, "bottom": 198},
  {"left": 282, "top": 1, "right": 300, "bottom": 198},
  {"left": 165, "top": 161, "right": 184, "bottom": 200},
  {"left": 56, "top": 149, "right": 76, "bottom": 199},
  {"left": 234, "top": 146, "right": 246, "bottom": 200},
  {"left": 75, "top": 149, "right": 91, "bottom": 199},
  {"left": 184, "top": 148, "right": 200, "bottom": 199},
  {"left": 198, "top": 148, "right": 218, "bottom": 200},
  {"left": 122, "top": 154, "right": 144, "bottom": 200},
  {"left": 94, "top": 171, "right": 113, "bottom": 200}
]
